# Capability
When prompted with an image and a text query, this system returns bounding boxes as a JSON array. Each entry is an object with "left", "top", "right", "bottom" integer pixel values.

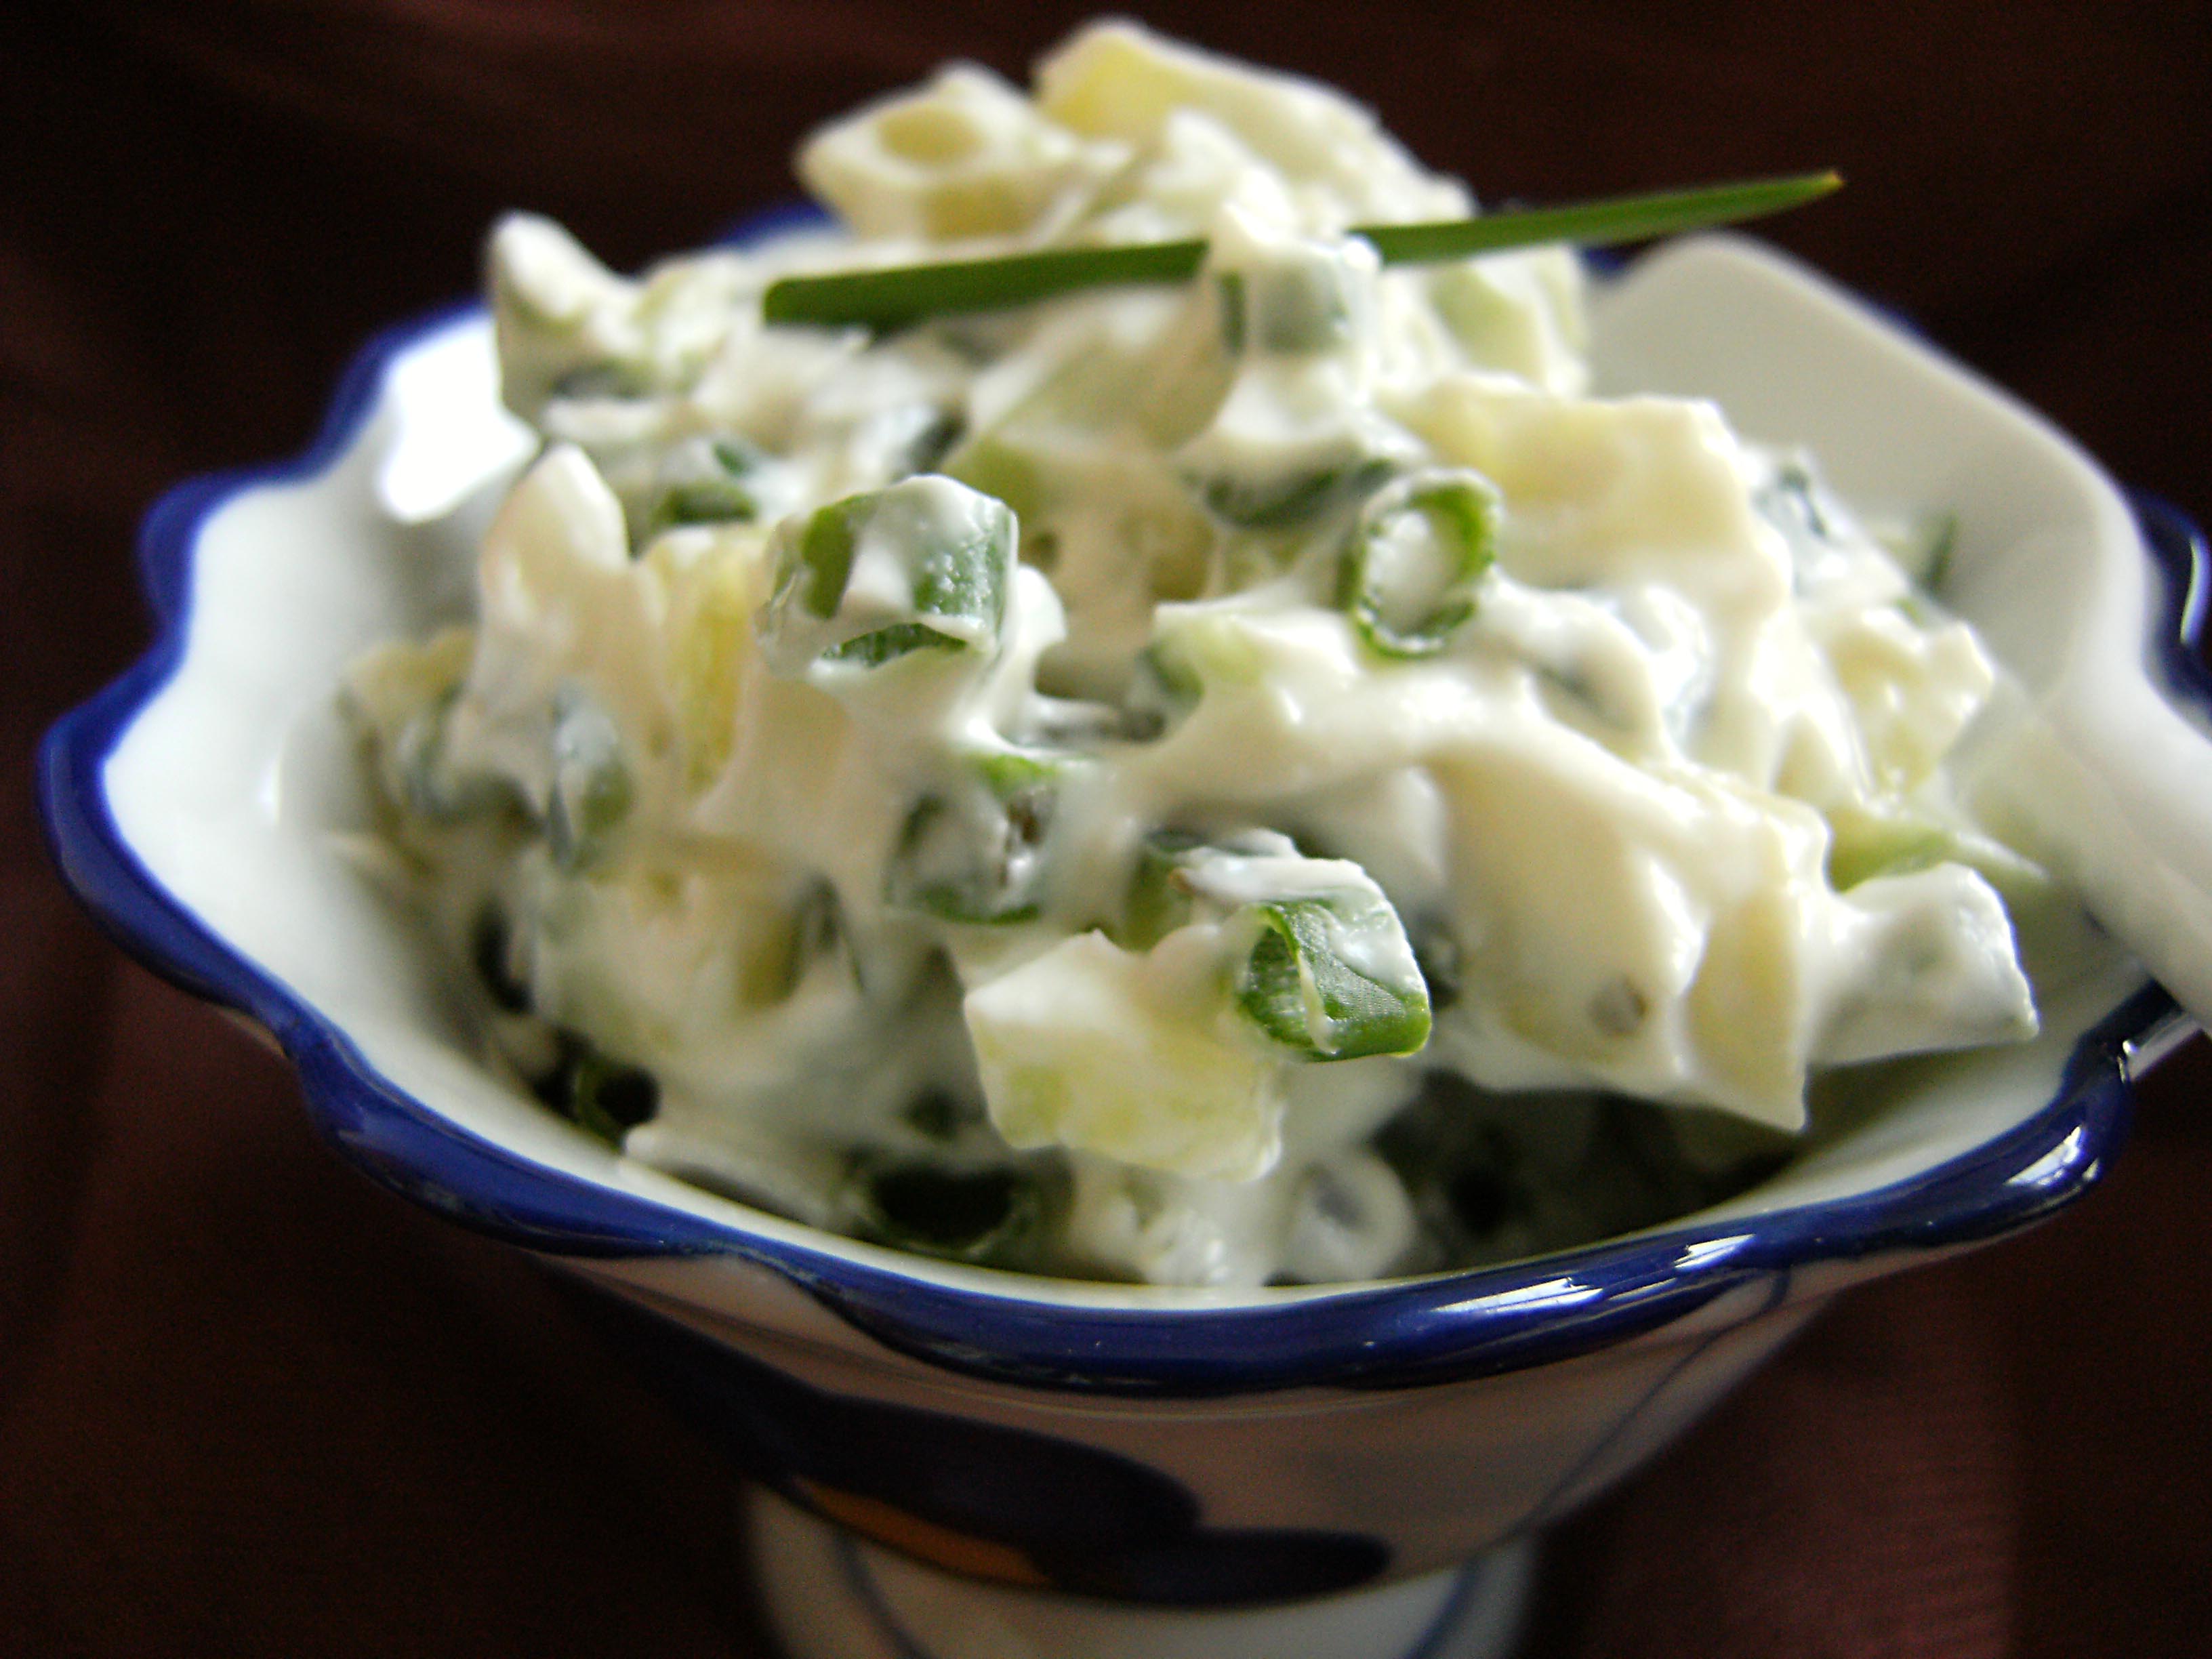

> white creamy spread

[{"left": 346, "top": 22, "right": 2050, "bottom": 1287}]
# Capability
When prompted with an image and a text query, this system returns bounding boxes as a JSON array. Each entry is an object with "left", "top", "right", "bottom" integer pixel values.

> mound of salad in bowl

[
  {"left": 335, "top": 18, "right": 2111, "bottom": 1292},
  {"left": 45, "top": 24, "right": 2212, "bottom": 1651}
]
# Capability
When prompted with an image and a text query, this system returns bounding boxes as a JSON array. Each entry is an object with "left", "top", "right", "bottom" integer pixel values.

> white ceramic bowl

[{"left": 40, "top": 232, "right": 2212, "bottom": 1658}]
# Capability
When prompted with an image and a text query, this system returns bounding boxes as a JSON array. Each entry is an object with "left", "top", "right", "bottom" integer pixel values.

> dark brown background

[{"left": 5, "top": 3, "right": 2210, "bottom": 1654}]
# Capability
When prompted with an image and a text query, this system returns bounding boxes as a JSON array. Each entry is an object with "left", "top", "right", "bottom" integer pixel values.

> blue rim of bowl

[{"left": 35, "top": 222, "right": 2203, "bottom": 1398}]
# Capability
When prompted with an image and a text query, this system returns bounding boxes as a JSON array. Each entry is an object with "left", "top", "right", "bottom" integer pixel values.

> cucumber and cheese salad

[{"left": 348, "top": 22, "right": 2064, "bottom": 1288}]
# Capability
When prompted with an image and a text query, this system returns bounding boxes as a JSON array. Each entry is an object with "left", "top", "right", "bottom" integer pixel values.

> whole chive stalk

[
  {"left": 762, "top": 171, "right": 1841, "bottom": 331},
  {"left": 768, "top": 238, "right": 1210, "bottom": 331},
  {"left": 1353, "top": 171, "right": 1841, "bottom": 264}
]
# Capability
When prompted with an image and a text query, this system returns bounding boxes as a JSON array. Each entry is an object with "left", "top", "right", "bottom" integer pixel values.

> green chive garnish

[
  {"left": 761, "top": 171, "right": 1841, "bottom": 331},
  {"left": 767, "top": 239, "right": 1210, "bottom": 331},
  {"left": 1351, "top": 172, "right": 1842, "bottom": 264}
]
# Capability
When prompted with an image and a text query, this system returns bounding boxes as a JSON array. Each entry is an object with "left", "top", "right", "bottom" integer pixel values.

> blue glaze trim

[
  {"left": 2136, "top": 494, "right": 2211, "bottom": 711},
  {"left": 36, "top": 221, "right": 2206, "bottom": 1397},
  {"left": 714, "top": 199, "right": 833, "bottom": 249}
]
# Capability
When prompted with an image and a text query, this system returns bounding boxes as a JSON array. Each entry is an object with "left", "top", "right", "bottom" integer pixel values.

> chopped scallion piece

[
  {"left": 470, "top": 905, "right": 531, "bottom": 1014},
  {"left": 886, "top": 748, "right": 1071, "bottom": 924},
  {"left": 846, "top": 1158, "right": 1044, "bottom": 1266},
  {"left": 1339, "top": 470, "right": 1500, "bottom": 657},
  {"left": 1197, "top": 455, "right": 1395, "bottom": 530},
  {"left": 756, "top": 475, "right": 1016, "bottom": 676},
  {"left": 1217, "top": 259, "right": 1356, "bottom": 356},
  {"left": 641, "top": 436, "right": 769, "bottom": 539},
  {"left": 1132, "top": 834, "right": 1433, "bottom": 1061},
  {"left": 1235, "top": 896, "right": 1433, "bottom": 1061},
  {"left": 533, "top": 1032, "right": 659, "bottom": 1147},
  {"left": 546, "top": 684, "right": 633, "bottom": 870}
]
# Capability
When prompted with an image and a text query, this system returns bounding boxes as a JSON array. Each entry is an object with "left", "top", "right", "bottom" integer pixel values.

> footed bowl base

[{"left": 748, "top": 1484, "right": 1536, "bottom": 1659}]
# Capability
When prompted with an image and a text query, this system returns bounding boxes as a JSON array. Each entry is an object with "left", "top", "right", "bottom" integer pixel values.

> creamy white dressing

[{"left": 345, "top": 21, "right": 2056, "bottom": 1288}]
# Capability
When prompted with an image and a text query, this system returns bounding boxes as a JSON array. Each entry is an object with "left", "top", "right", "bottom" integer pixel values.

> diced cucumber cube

[
  {"left": 1825, "top": 805, "right": 1954, "bottom": 892},
  {"left": 1216, "top": 259, "right": 1356, "bottom": 357},
  {"left": 965, "top": 930, "right": 1288, "bottom": 1181}
]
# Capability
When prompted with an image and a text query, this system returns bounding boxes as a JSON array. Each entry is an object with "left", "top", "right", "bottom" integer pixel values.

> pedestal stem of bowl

[{"left": 747, "top": 1484, "right": 1538, "bottom": 1659}]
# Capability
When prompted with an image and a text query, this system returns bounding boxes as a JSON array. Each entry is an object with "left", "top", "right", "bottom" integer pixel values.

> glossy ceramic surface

[{"left": 748, "top": 1486, "right": 1537, "bottom": 1659}]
